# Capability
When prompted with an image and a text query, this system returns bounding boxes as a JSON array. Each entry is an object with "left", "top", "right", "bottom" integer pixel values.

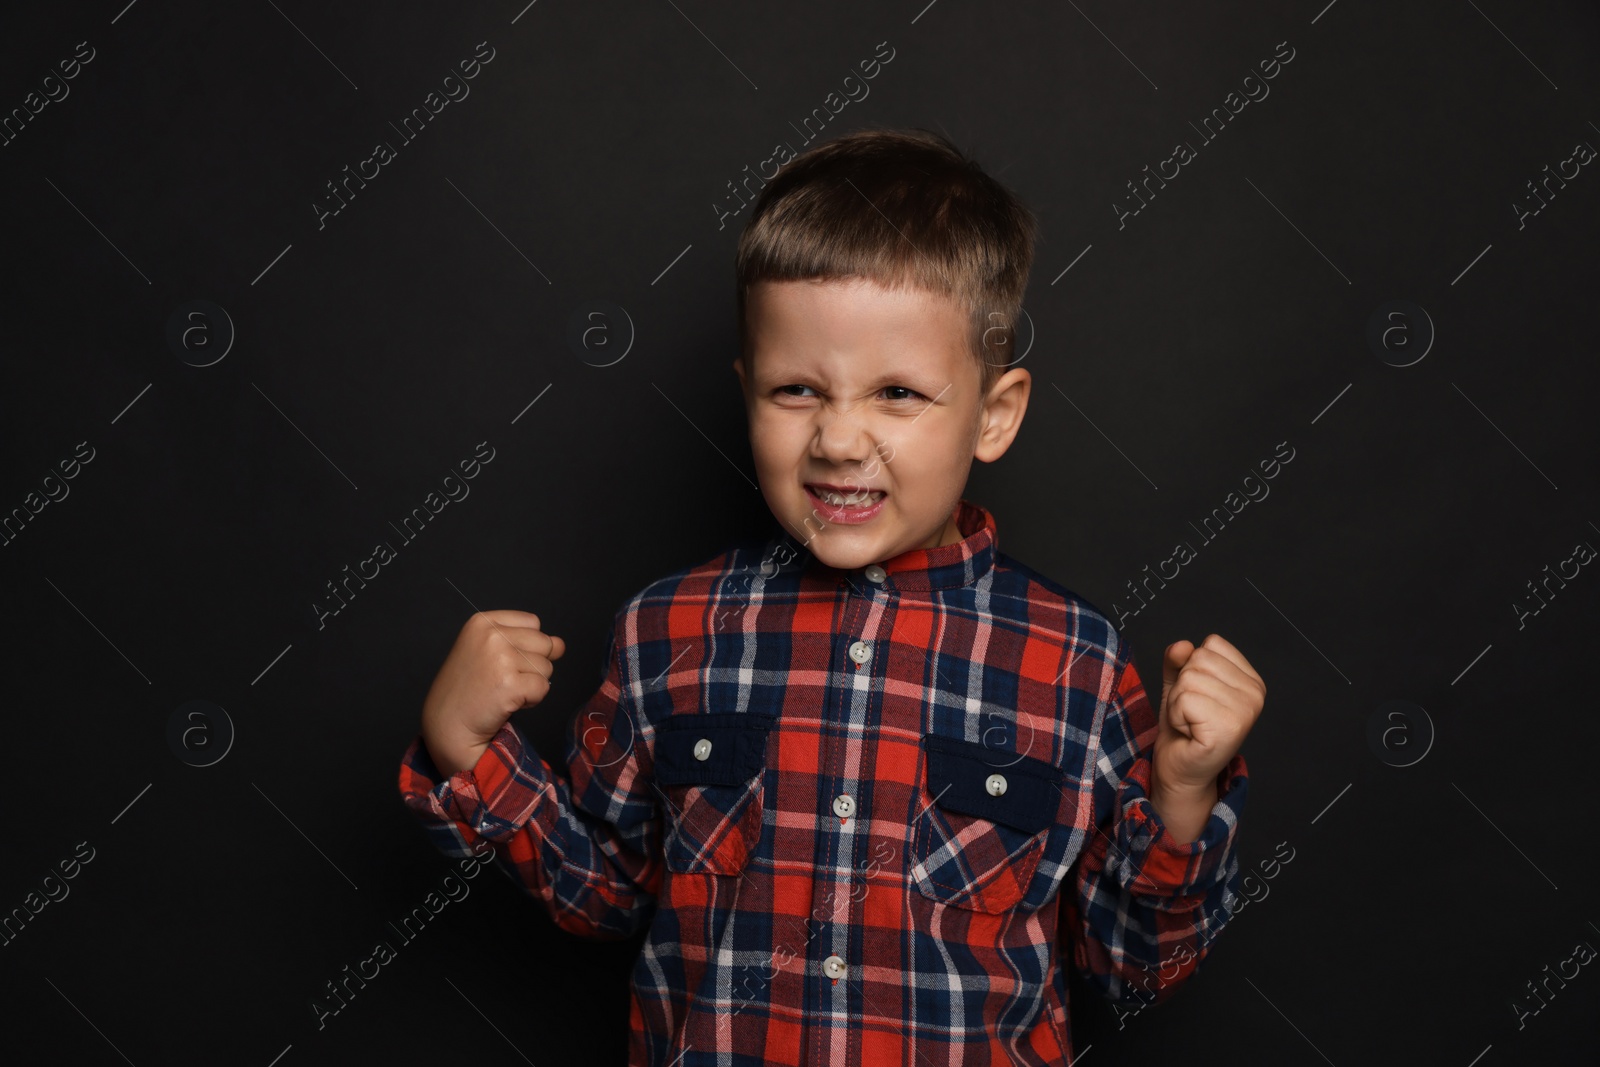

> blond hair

[{"left": 735, "top": 126, "right": 1037, "bottom": 397}]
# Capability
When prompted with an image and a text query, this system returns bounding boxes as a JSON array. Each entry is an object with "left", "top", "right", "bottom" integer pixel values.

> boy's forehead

[{"left": 747, "top": 278, "right": 969, "bottom": 365}]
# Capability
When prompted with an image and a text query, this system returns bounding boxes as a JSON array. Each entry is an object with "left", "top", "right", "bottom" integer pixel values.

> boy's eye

[{"left": 775, "top": 385, "right": 926, "bottom": 402}]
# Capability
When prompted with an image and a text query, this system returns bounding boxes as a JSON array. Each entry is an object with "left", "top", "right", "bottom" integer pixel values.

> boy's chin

[
  {"left": 802, "top": 527, "right": 911, "bottom": 572},
  {"left": 806, "top": 541, "right": 877, "bottom": 572}
]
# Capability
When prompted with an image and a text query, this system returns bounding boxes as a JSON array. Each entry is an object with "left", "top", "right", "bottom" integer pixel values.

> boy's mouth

[
  {"left": 804, "top": 483, "right": 888, "bottom": 523},
  {"left": 805, "top": 483, "right": 886, "bottom": 507}
]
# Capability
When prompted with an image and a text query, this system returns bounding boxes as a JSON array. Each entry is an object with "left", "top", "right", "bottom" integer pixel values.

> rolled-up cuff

[{"left": 1106, "top": 752, "right": 1249, "bottom": 906}]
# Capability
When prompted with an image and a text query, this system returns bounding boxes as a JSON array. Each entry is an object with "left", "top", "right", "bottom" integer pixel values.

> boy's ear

[
  {"left": 974, "top": 367, "right": 1031, "bottom": 463},
  {"left": 732, "top": 355, "right": 746, "bottom": 390}
]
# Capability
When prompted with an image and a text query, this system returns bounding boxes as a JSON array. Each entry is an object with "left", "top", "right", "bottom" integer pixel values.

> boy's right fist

[{"left": 419, "top": 609, "right": 566, "bottom": 778}]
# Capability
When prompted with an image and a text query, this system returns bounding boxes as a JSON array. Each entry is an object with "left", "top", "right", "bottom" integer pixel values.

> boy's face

[{"left": 733, "top": 276, "right": 1031, "bottom": 573}]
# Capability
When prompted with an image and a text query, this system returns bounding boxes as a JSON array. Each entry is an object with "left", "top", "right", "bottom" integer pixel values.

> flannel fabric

[{"left": 399, "top": 498, "right": 1249, "bottom": 1066}]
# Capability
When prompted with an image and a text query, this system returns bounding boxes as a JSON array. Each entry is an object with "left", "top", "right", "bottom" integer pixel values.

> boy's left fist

[{"left": 1151, "top": 634, "right": 1264, "bottom": 795}]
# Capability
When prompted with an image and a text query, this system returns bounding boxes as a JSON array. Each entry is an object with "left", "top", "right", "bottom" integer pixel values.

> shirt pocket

[
  {"left": 651, "top": 713, "right": 773, "bottom": 876},
  {"left": 911, "top": 732, "right": 1069, "bottom": 913}
]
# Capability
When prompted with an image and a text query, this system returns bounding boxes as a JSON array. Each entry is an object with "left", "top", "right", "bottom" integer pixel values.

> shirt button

[
  {"left": 848, "top": 640, "right": 872, "bottom": 664},
  {"left": 986, "top": 773, "right": 1007, "bottom": 797},
  {"left": 822, "top": 954, "right": 847, "bottom": 980},
  {"left": 832, "top": 794, "right": 855, "bottom": 819},
  {"left": 693, "top": 738, "right": 712, "bottom": 761},
  {"left": 864, "top": 564, "right": 886, "bottom": 583}
]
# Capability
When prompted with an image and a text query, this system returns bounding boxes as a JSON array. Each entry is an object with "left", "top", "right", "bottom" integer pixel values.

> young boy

[{"left": 399, "top": 126, "right": 1265, "bottom": 1066}]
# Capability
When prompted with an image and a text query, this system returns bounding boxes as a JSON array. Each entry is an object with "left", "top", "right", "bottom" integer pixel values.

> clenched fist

[
  {"left": 420, "top": 610, "right": 567, "bottom": 778},
  {"left": 1153, "top": 633, "right": 1264, "bottom": 792},
  {"left": 1147, "top": 634, "right": 1265, "bottom": 843}
]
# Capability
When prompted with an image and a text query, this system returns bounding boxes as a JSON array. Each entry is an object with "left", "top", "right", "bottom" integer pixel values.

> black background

[{"left": 2, "top": 1, "right": 1596, "bottom": 1064}]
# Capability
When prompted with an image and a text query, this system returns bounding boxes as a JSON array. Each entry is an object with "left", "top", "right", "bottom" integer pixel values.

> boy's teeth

[{"left": 813, "top": 487, "right": 885, "bottom": 507}]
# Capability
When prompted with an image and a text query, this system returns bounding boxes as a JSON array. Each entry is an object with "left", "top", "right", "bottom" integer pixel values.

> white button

[
  {"left": 986, "top": 773, "right": 1007, "bottom": 797},
  {"left": 848, "top": 640, "right": 872, "bottom": 664},
  {"left": 693, "top": 738, "right": 712, "bottom": 761},
  {"left": 822, "top": 954, "right": 847, "bottom": 979},
  {"left": 864, "top": 564, "right": 886, "bottom": 583},
  {"left": 832, "top": 794, "right": 855, "bottom": 819}
]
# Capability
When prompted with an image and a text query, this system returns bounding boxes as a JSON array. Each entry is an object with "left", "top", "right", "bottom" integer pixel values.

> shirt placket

[{"left": 812, "top": 564, "right": 891, "bottom": 1067}]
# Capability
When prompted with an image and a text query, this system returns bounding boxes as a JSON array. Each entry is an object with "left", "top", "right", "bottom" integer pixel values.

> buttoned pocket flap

[
  {"left": 655, "top": 713, "right": 773, "bottom": 787},
  {"left": 922, "top": 733, "right": 1063, "bottom": 835}
]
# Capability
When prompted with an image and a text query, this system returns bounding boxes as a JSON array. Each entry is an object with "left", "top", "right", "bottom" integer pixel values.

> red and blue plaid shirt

[{"left": 398, "top": 498, "right": 1249, "bottom": 1066}]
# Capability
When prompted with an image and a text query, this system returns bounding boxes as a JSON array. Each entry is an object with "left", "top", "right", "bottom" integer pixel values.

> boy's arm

[
  {"left": 397, "top": 613, "right": 662, "bottom": 940},
  {"left": 1061, "top": 639, "right": 1249, "bottom": 1007}
]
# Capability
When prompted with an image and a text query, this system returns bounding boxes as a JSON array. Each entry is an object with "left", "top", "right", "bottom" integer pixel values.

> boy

[{"left": 399, "top": 126, "right": 1265, "bottom": 1066}]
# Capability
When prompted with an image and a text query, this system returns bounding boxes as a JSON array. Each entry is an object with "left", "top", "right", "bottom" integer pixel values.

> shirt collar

[{"left": 769, "top": 498, "right": 998, "bottom": 593}]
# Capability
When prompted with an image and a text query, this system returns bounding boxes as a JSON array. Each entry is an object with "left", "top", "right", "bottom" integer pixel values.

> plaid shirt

[{"left": 398, "top": 498, "right": 1249, "bottom": 1066}]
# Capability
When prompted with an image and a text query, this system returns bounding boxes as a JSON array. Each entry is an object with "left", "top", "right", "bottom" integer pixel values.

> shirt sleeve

[
  {"left": 396, "top": 608, "right": 662, "bottom": 940},
  {"left": 1061, "top": 637, "right": 1249, "bottom": 1008}
]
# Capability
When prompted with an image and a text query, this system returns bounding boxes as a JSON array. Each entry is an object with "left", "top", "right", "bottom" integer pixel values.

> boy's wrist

[
  {"left": 423, "top": 724, "right": 492, "bottom": 779},
  {"left": 1145, "top": 771, "right": 1220, "bottom": 846},
  {"left": 1149, "top": 768, "right": 1222, "bottom": 799}
]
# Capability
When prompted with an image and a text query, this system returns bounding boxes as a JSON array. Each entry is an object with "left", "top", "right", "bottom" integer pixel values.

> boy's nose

[{"left": 811, "top": 426, "right": 881, "bottom": 470}]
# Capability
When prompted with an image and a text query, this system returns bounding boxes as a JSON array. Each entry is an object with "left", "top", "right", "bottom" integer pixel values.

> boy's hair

[{"left": 735, "top": 126, "right": 1038, "bottom": 398}]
